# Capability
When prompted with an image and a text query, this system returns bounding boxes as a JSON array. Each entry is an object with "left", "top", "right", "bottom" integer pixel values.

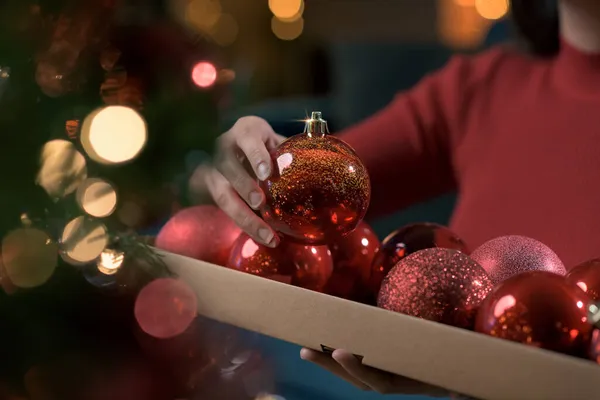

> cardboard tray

[{"left": 161, "top": 250, "right": 600, "bottom": 400}]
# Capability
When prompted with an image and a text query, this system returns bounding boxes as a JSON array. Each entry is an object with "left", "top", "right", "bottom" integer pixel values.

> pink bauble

[
  {"left": 156, "top": 205, "right": 241, "bottom": 266},
  {"left": 470, "top": 235, "right": 566, "bottom": 285},
  {"left": 377, "top": 248, "right": 493, "bottom": 329}
]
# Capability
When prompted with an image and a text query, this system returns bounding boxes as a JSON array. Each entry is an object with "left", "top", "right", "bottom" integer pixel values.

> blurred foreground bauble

[
  {"left": 470, "top": 235, "right": 567, "bottom": 285},
  {"left": 324, "top": 221, "right": 380, "bottom": 301},
  {"left": 369, "top": 223, "right": 469, "bottom": 298},
  {"left": 475, "top": 271, "right": 592, "bottom": 357},
  {"left": 227, "top": 233, "right": 333, "bottom": 292},
  {"left": 156, "top": 205, "right": 241, "bottom": 266},
  {"left": 260, "top": 112, "right": 370, "bottom": 244},
  {"left": 567, "top": 258, "right": 600, "bottom": 301},
  {"left": 377, "top": 248, "right": 492, "bottom": 329}
]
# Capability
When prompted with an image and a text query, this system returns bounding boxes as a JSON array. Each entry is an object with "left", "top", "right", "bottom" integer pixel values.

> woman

[{"left": 194, "top": 0, "right": 600, "bottom": 396}]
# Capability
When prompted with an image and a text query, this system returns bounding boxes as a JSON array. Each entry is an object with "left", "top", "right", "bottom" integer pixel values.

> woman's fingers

[
  {"left": 332, "top": 349, "right": 449, "bottom": 397},
  {"left": 300, "top": 348, "right": 371, "bottom": 391},
  {"left": 331, "top": 349, "right": 395, "bottom": 393},
  {"left": 205, "top": 170, "right": 278, "bottom": 247}
]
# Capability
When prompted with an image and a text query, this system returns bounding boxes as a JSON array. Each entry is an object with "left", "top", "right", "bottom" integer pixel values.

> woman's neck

[{"left": 560, "top": 0, "right": 600, "bottom": 52}]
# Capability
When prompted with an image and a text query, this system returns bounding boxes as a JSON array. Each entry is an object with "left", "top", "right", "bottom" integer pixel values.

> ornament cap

[{"left": 304, "top": 111, "right": 329, "bottom": 137}]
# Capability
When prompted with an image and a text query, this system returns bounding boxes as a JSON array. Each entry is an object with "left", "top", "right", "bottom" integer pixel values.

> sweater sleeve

[{"left": 338, "top": 51, "right": 501, "bottom": 219}]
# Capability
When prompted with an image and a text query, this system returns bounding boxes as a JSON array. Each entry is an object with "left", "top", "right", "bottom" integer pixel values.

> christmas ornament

[
  {"left": 259, "top": 112, "right": 370, "bottom": 244},
  {"left": 156, "top": 205, "right": 241, "bottom": 266},
  {"left": 369, "top": 223, "right": 469, "bottom": 298},
  {"left": 134, "top": 278, "right": 198, "bottom": 339},
  {"left": 567, "top": 258, "right": 600, "bottom": 301},
  {"left": 475, "top": 271, "right": 592, "bottom": 357},
  {"left": 470, "top": 235, "right": 566, "bottom": 285},
  {"left": 377, "top": 248, "right": 493, "bottom": 328},
  {"left": 324, "top": 221, "right": 381, "bottom": 301},
  {"left": 227, "top": 233, "right": 333, "bottom": 292}
]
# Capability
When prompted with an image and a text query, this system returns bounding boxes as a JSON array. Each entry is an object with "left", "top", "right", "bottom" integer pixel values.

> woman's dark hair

[{"left": 510, "top": 0, "right": 560, "bottom": 57}]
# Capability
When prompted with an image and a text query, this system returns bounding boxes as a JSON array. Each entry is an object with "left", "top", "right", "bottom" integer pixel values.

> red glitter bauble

[
  {"left": 259, "top": 112, "right": 370, "bottom": 245},
  {"left": 475, "top": 271, "right": 592, "bottom": 356},
  {"left": 369, "top": 223, "right": 469, "bottom": 298},
  {"left": 227, "top": 233, "right": 333, "bottom": 291},
  {"left": 324, "top": 221, "right": 381, "bottom": 301},
  {"left": 470, "top": 235, "right": 566, "bottom": 285},
  {"left": 134, "top": 278, "right": 197, "bottom": 339},
  {"left": 567, "top": 259, "right": 600, "bottom": 301},
  {"left": 156, "top": 205, "right": 241, "bottom": 266},
  {"left": 377, "top": 248, "right": 493, "bottom": 329}
]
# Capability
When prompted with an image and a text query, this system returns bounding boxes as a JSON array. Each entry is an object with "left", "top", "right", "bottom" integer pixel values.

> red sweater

[{"left": 340, "top": 40, "right": 600, "bottom": 269}]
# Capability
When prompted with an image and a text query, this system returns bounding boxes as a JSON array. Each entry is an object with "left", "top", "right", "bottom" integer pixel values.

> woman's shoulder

[{"left": 440, "top": 45, "right": 546, "bottom": 87}]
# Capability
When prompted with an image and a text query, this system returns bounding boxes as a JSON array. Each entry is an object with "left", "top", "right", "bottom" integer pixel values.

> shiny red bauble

[
  {"left": 475, "top": 271, "right": 592, "bottom": 357},
  {"left": 227, "top": 233, "right": 333, "bottom": 292},
  {"left": 470, "top": 235, "right": 566, "bottom": 285},
  {"left": 156, "top": 205, "right": 241, "bottom": 266},
  {"left": 377, "top": 248, "right": 493, "bottom": 329},
  {"left": 369, "top": 223, "right": 469, "bottom": 298},
  {"left": 567, "top": 258, "right": 600, "bottom": 301},
  {"left": 259, "top": 112, "right": 370, "bottom": 245},
  {"left": 324, "top": 221, "right": 381, "bottom": 301}
]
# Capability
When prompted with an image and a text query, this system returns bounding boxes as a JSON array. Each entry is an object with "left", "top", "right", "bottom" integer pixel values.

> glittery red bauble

[
  {"left": 369, "top": 223, "right": 469, "bottom": 298},
  {"left": 470, "top": 235, "right": 566, "bottom": 285},
  {"left": 156, "top": 205, "right": 241, "bottom": 266},
  {"left": 475, "top": 271, "right": 592, "bottom": 356},
  {"left": 567, "top": 259, "right": 600, "bottom": 301},
  {"left": 324, "top": 221, "right": 381, "bottom": 301},
  {"left": 227, "top": 233, "right": 333, "bottom": 291},
  {"left": 259, "top": 132, "right": 370, "bottom": 245},
  {"left": 377, "top": 248, "right": 493, "bottom": 329}
]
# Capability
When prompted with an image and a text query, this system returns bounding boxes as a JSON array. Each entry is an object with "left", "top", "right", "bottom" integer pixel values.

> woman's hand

[
  {"left": 189, "top": 116, "right": 286, "bottom": 247},
  {"left": 300, "top": 348, "right": 451, "bottom": 397}
]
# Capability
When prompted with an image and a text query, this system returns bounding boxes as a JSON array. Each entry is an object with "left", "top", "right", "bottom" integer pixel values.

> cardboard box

[{"left": 161, "top": 250, "right": 600, "bottom": 400}]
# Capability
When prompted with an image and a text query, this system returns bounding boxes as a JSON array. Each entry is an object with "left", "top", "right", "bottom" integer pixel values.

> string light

[
  {"left": 268, "top": 0, "right": 302, "bottom": 20},
  {"left": 475, "top": 0, "right": 509, "bottom": 20},
  {"left": 271, "top": 16, "right": 304, "bottom": 41}
]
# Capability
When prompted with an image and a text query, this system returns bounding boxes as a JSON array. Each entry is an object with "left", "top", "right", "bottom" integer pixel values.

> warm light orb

[
  {"left": 2, "top": 228, "right": 58, "bottom": 288},
  {"left": 271, "top": 17, "right": 304, "bottom": 41},
  {"left": 97, "top": 248, "right": 125, "bottom": 273},
  {"left": 210, "top": 13, "right": 239, "bottom": 46},
  {"left": 269, "top": 0, "right": 302, "bottom": 19},
  {"left": 192, "top": 61, "right": 218, "bottom": 88},
  {"left": 186, "top": 0, "right": 222, "bottom": 32},
  {"left": 60, "top": 216, "right": 109, "bottom": 265},
  {"left": 475, "top": 0, "right": 509, "bottom": 20},
  {"left": 278, "top": 0, "right": 304, "bottom": 22},
  {"left": 81, "top": 106, "right": 147, "bottom": 165},
  {"left": 37, "top": 140, "right": 87, "bottom": 198},
  {"left": 76, "top": 178, "right": 117, "bottom": 218}
]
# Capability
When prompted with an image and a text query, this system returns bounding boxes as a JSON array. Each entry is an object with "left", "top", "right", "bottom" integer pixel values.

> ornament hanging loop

[{"left": 304, "top": 111, "right": 329, "bottom": 137}]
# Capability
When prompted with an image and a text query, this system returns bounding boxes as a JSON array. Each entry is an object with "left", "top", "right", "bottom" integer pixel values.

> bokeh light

[
  {"left": 186, "top": 0, "right": 222, "bottom": 32},
  {"left": 80, "top": 105, "right": 148, "bottom": 165},
  {"left": 134, "top": 278, "right": 197, "bottom": 339},
  {"left": 475, "top": 0, "right": 509, "bottom": 20},
  {"left": 277, "top": 0, "right": 304, "bottom": 22},
  {"left": 210, "top": 13, "right": 239, "bottom": 47},
  {"left": 60, "top": 216, "right": 109, "bottom": 265},
  {"left": 37, "top": 139, "right": 87, "bottom": 198},
  {"left": 438, "top": 0, "right": 489, "bottom": 49},
  {"left": 97, "top": 248, "right": 125, "bottom": 274},
  {"left": 76, "top": 178, "right": 118, "bottom": 218},
  {"left": 192, "top": 62, "right": 218, "bottom": 88},
  {"left": 2, "top": 228, "right": 58, "bottom": 288},
  {"left": 269, "top": 0, "right": 302, "bottom": 19},
  {"left": 271, "top": 17, "right": 304, "bottom": 41}
]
